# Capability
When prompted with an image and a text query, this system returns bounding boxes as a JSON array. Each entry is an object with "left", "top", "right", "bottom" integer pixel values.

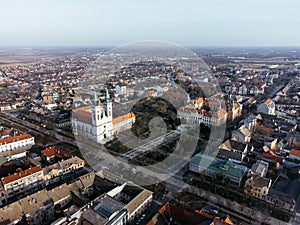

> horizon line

[{"left": 1, "top": 45, "right": 300, "bottom": 49}]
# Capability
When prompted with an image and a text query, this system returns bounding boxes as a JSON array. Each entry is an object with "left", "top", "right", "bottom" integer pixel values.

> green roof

[
  {"left": 0, "top": 156, "right": 6, "bottom": 165},
  {"left": 190, "top": 153, "right": 248, "bottom": 180}
]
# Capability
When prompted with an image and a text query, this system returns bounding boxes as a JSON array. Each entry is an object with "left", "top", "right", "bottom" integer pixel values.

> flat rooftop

[{"left": 190, "top": 153, "right": 248, "bottom": 180}]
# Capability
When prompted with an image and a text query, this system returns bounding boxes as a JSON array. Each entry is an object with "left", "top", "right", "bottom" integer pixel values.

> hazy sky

[{"left": 1, "top": 0, "right": 300, "bottom": 47}]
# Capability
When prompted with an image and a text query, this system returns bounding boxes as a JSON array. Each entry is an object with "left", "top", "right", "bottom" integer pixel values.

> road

[{"left": 0, "top": 111, "right": 76, "bottom": 146}]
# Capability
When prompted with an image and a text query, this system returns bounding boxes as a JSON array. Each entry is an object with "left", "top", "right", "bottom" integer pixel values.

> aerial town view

[{"left": 1, "top": 1, "right": 300, "bottom": 225}]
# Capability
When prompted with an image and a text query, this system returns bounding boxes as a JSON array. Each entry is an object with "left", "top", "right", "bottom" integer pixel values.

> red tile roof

[
  {"left": 264, "top": 98, "right": 272, "bottom": 105},
  {"left": 0, "top": 133, "right": 33, "bottom": 145},
  {"left": 41, "top": 146, "right": 72, "bottom": 159},
  {"left": 113, "top": 112, "right": 135, "bottom": 125},
  {"left": 1, "top": 130, "right": 12, "bottom": 137},
  {"left": 213, "top": 217, "right": 234, "bottom": 225},
  {"left": 1, "top": 166, "right": 41, "bottom": 185},
  {"left": 256, "top": 125, "right": 274, "bottom": 133},
  {"left": 195, "top": 97, "right": 204, "bottom": 104},
  {"left": 195, "top": 209, "right": 214, "bottom": 219},
  {"left": 290, "top": 149, "right": 300, "bottom": 158},
  {"left": 151, "top": 202, "right": 215, "bottom": 225},
  {"left": 41, "top": 146, "right": 56, "bottom": 158},
  {"left": 262, "top": 152, "right": 283, "bottom": 163}
]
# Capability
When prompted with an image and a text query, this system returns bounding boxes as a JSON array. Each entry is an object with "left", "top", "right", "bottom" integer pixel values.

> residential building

[
  {"left": 107, "top": 183, "right": 153, "bottom": 221},
  {"left": 146, "top": 202, "right": 235, "bottom": 225},
  {"left": 244, "top": 175, "right": 272, "bottom": 200},
  {"left": 41, "top": 146, "right": 72, "bottom": 164},
  {"left": 231, "top": 125, "right": 252, "bottom": 143},
  {"left": 177, "top": 106, "right": 227, "bottom": 127},
  {"left": 289, "top": 148, "right": 300, "bottom": 160},
  {"left": 250, "top": 160, "right": 269, "bottom": 177},
  {"left": 0, "top": 131, "right": 35, "bottom": 156},
  {"left": 19, "top": 190, "right": 54, "bottom": 225},
  {"left": 0, "top": 201, "right": 23, "bottom": 225},
  {"left": 220, "top": 139, "right": 253, "bottom": 154},
  {"left": 43, "top": 156, "right": 85, "bottom": 184},
  {"left": 41, "top": 146, "right": 56, "bottom": 163},
  {"left": 262, "top": 151, "right": 284, "bottom": 163},
  {"left": 263, "top": 177, "right": 300, "bottom": 212},
  {"left": 228, "top": 102, "right": 243, "bottom": 122},
  {"left": 257, "top": 98, "right": 276, "bottom": 115},
  {"left": 243, "top": 114, "right": 257, "bottom": 132},
  {"left": 0, "top": 182, "right": 5, "bottom": 206},
  {"left": 1, "top": 165, "right": 44, "bottom": 199},
  {"left": 0, "top": 180, "right": 89, "bottom": 225},
  {"left": 78, "top": 194, "right": 129, "bottom": 225},
  {"left": 47, "top": 183, "right": 72, "bottom": 209},
  {"left": 218, "top": 139, "right": 253, "bottom": 162},
  {"left": 58, "top": 156, "right": 85, "bottom": 174}
]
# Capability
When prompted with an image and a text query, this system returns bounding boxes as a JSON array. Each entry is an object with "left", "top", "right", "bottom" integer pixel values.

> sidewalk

[{"left": 186, "top": 185, "right": 291, "bottom": 225}]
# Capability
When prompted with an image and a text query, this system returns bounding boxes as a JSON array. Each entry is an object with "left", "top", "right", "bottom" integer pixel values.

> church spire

[
  {"left": 91, "top": 90, "right": 99, "bottom": 106},
  {"left": 105, "top": 89, "right": 110, "bottom": 103}
]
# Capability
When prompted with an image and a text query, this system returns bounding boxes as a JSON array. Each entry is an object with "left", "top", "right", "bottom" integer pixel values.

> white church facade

[{"left": 72, "top": 91, "right": 135, "bottom": 144}]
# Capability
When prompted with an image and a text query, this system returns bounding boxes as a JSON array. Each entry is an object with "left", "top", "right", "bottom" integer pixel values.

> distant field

[{"left": 0, "top": 47, "right": 81, "bottom": 66}]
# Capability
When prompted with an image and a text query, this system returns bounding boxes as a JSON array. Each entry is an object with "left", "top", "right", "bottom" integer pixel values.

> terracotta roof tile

[
  {"left": 264, "top": 98, "right": 272, "bottom": 105},
  {"left": 113, "top": 112, "right": 135, "bottom": 125},
  {"left": 195, "top": 97, "right": 204, "bottom": 104},
  {"left": 41, "top": 146, "right": 56, "bottom": 158},
  {"left": 1, "top": 165, "right": 41, "bottom": 185},
  {"left": 290, "top": 149, "right": 300, "bottom": 158},
  {"left": 0, "top": 133, "right": 33, "bottom": 145},
  {"left": 1, "top": 129, "right": 12, "bottom": 137}
]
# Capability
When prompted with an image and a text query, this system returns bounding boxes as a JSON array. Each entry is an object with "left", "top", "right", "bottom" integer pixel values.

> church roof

[
  {"left": 73, "top": 105, "right": 135, "bottom": 127},
  {"left": 113, "top": 112, "right": 135, "bottom": 125},
  {"left": 72, "top": 106, "right": 92, "bottom": 124}
]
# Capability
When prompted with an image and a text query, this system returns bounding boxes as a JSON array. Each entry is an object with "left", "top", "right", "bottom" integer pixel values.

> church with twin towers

[{"left": 72, "top": 90, "right": 135, "bottom": 144}]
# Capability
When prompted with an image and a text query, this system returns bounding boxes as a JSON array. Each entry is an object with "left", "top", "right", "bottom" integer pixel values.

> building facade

[
  {"left": 257, "top": 98, "right": 276, "bottom": 115},
  {"left": 0, "top": 133, "right": 35, "bottom": 156},
  {"left": 1, "top": 166, "right": 44, "bottom": 200},
  {"left": 244, "top": 175, "right": 272, "bottom": 200}
]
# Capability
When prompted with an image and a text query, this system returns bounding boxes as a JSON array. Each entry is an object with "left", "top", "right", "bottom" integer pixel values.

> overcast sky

[{"left": 1, "top": 0, "right": 300, "bottom": 47}]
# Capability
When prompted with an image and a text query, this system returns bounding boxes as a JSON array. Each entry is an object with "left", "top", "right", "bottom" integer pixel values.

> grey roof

[
  {"left": 58, "top": 156, "right": 85, "bottom": 170},
  {"left": 68, "top": 180, "right": 83, "bottom": 192},
  {"left": 47, "top": 183, "right": 71, "bottom": 204},
  {"left": 79, "top": 172, "right": 95, "bottom": 188},
  {"left": 286, "top": 179, "right": 300, "bottom": 201},
  {"left": 230, "top": 140, "right": 247, "bottom": 151},
  {"left": 126, "top": 188, "right": 152, "bottom": 214},
  {"left": 19, "top": 189, "right": 53, "bottom": 215},
  {"left": 80, "top": 208, "right": 107, "bottom": 225},
  {"left": 93, "top": 194, "right": 125, "bottom": 219},
  {"left": 272, "top": 177, "right": 300, "bottom": 202},
  {"left": 251, "top": 175, "right": 271, "bottom": 188},
  {"left": 218, "top": 149, "right": 243, "bottom": 161},
  {"left": 0, "top": 201, "right": 23, "bottom": 225},
  {"left": 220, "top": 139, "right": 247, "bottom": 152},
  {"left": 251, "top": 160, "right": 269, "bottom": 176}
]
